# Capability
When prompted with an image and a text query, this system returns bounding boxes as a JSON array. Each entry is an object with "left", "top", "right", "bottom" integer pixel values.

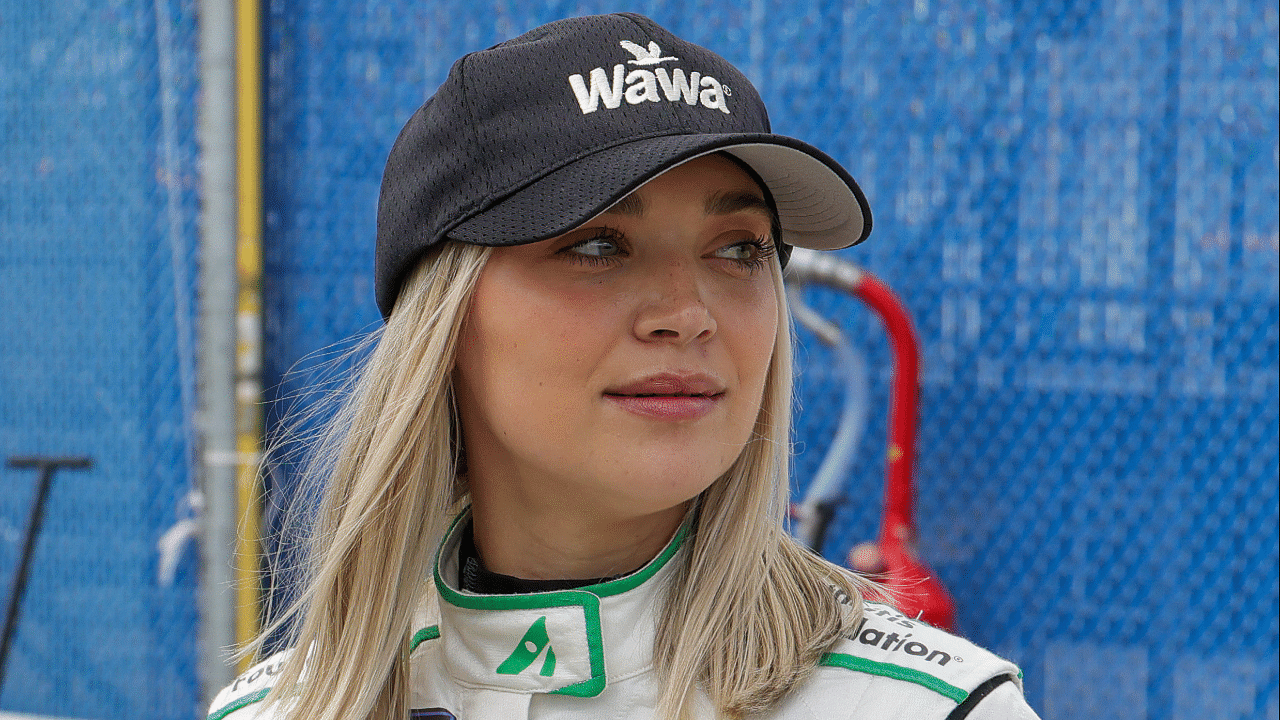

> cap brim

[{"left": 448, "top": 132, "right": 870, "bottom": 251}]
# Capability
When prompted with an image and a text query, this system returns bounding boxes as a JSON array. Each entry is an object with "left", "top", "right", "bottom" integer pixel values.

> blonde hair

[{"left": 247, "top": 242, "right": 867, "bottom": 719}]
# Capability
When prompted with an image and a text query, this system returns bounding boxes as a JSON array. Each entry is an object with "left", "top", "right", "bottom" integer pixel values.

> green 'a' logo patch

[{"left": 496, "top": 616, "right": 556, "bottom": 677}]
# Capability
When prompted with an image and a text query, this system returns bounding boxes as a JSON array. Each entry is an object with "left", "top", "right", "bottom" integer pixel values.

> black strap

[{"left": 945, "top": 674, "right": 1017, "bottom": 720}]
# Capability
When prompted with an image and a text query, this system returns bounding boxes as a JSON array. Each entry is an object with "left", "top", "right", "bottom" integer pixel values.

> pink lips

[{"left": 603, "top": 373, "right": 725, "bottom": 421}]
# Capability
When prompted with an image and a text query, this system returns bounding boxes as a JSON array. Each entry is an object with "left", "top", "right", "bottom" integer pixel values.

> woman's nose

[{"left": 632, "top": 265, "right": 717, "bottom": 345}]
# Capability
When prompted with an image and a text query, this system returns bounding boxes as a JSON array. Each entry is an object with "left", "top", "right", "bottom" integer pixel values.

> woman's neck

[{"left": 466, "top": 494, "right": 689, "bottom": 582}]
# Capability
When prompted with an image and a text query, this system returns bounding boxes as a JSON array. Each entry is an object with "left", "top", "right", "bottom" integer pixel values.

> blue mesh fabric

[{"left": 0, "top": 0, "right": 203, "bottom": 717}]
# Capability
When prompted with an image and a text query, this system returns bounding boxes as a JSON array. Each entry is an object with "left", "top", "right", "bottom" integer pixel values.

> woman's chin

[{"left": 582, "top": 461, "right": 733, "bottom": 515}]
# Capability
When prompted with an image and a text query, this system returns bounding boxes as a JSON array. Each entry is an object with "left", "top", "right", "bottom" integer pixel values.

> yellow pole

[{"left": 233, "top": 0, "right": 264, "bottom": 670}]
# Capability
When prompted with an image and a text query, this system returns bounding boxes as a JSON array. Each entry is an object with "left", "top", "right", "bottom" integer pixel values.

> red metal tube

[{"left": 853, "top": 274, "right": 919, "bottom": 541}]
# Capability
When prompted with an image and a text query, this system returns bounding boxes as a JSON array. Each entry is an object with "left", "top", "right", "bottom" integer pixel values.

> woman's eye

[
  {"left": 713, "top": 237, "right": 776, "bottom": 269},
  {"left": 716, "top": 242, "right": 758, "bottom": 261},
  {"left": 569, "top": 236, "right": 621, "bottom": 257},
  {"left": 559, "top": 230, "right": 627, "bottom": 266}
]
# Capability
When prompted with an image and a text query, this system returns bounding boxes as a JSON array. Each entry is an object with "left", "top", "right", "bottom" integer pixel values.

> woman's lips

[
  {"left": 604, "top": 393, "right": 721, "bottom": 420},
  {"left": 604, "top": 373, "right": 725, "bottom": 421}
]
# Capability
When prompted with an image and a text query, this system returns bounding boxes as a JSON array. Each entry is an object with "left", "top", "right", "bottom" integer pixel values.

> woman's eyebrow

[
  {"left": 602, "top": 189, "right": 773, "bottom": 220},
  {"left": 604, "top": 193, "right": 645, "bottom": 216},
  {"left": 705, "top": 190, "right": 772, "bottom": 219}
]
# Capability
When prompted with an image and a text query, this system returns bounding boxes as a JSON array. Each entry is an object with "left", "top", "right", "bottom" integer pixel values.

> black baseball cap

[{"left": 375, "top": 12, "right": 871, "bottom": 319}]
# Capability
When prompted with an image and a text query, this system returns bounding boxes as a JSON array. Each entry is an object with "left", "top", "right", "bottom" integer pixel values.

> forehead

[{"left": 604, "top": 154, "right": 773, "bottom": 219}]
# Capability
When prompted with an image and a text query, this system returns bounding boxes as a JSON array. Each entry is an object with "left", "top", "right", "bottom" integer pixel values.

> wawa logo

[{"left": 568, "top": 40, "right": 732, "bottom": 115}]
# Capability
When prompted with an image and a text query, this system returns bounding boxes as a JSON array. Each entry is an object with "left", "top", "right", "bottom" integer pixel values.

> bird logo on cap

[{"left": 620, "top": 40, "right": 678, "bottom": 65}]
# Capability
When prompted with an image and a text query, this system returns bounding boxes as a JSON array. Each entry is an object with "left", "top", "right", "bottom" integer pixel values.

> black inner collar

[{"left": 458, "top": 519, "right": 636, "bottom": 594}]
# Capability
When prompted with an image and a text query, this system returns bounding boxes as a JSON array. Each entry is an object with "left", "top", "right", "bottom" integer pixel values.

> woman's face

[{"left": 454, "top": 154, "right": 779, "bottom": 522}]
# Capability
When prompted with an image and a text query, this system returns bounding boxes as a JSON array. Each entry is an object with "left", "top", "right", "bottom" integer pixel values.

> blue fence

[
  {"left": 1, "top": 0, "right": 1276, "bottom": 718},
  {"left": 0, "top": 0, "right": 203, "bottom": 718}
]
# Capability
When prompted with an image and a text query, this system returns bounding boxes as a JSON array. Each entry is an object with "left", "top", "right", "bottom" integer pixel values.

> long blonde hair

[{"left": 247, "top": 241, "right": 867, "bottom": 719}]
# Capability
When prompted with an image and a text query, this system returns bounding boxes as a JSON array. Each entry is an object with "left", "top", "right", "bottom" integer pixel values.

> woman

[{"left": 209, "top": 13, "right": 1039, "bottom": 720}]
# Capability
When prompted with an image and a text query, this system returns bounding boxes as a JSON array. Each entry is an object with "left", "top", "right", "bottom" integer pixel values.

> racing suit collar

[{"left": 428, "top": 509, "right": 689, "bottom": 697}]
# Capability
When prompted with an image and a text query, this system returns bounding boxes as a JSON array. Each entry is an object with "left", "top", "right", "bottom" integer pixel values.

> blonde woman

[{"left": 208, "top": 13, "right": 1040, "bottom": 720}]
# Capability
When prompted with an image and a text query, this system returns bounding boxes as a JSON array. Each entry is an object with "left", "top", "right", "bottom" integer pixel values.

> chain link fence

[{"left": 1, "top": 0, "right": 204, "bottom": 718}]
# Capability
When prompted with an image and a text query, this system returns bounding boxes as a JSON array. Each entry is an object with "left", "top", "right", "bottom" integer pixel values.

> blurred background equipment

[
  {"left": 787, "top": 248, "right": 958, "bottom": 632},
  {"left": 1, "top": 1, "right": 1276, "bottom": 718},
  {"left": 1, "top": 457, "right": 91, "bottom": 690}
]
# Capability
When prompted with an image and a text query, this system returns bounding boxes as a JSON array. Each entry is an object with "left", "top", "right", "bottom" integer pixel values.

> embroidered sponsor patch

[
  {"left": 568, "top": 39, "right": 731, "bottom": 115},
  {"left": 843, "top": 603, "right": 957, "bottom": 666},
  {"left": 496, "top": 615, "right": 557, "bottom": 677}
]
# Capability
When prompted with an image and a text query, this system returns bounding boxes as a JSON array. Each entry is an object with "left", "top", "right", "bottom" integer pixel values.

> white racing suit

[{"left": 208, "top": 517, "right": 1040, "bottom": 719}]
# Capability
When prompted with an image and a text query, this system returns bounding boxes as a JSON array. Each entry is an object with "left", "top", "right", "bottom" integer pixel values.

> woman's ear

[{"left": 446, "top": 384, "right": 469, "bottom": 480}]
